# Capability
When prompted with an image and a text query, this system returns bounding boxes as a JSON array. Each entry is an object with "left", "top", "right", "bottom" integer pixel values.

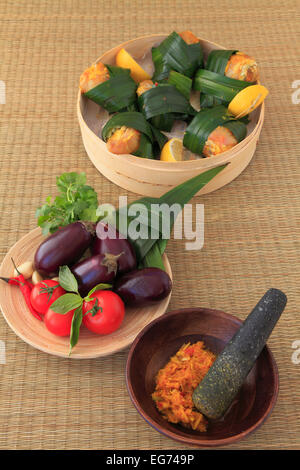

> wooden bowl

[
  {"left": 126, "top": 308, "right": 279, "bottom": 447},
  {"left": 0, "top": 228, "right": 172, "bottom": 359},
  {"left": 77, "top": 34, "right": 265, "bottom": 197}
]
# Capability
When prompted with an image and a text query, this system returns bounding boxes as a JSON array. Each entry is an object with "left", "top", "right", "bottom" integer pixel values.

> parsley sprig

[{"left": 35, "top": 172, "right": 99, "bottom": 235}]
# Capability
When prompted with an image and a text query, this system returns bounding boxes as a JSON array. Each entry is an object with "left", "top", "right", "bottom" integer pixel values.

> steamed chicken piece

[
  {"left": 106, "top": 126, "right": 141, "bottom": 155},
  {"left": 136, "top": 79, "right": 154, "bottom": 97},
  {"left": 178, "top": 30, "right": 200, "bottom": 45},
  {"left": 202, "top": 126, "right": 238, "bottom": 158},
  {"left": 225, "top": 52, "right": 258, "bottom": 82},
  {"left": 79, "top": 62, "right": 110, "bottom": 93},
  {"left": 105, "top": 80, "right": 151, "bottom": 155}
]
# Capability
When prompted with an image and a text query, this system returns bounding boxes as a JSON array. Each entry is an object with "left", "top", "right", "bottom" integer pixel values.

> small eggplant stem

[
  {"left": 101, "top": 252, "right": 124, "bottom": 275},
  {"left": 80, "top": 220, "right": 96, "bottom": 236}
]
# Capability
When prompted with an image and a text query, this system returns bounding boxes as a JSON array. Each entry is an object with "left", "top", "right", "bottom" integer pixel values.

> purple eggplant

[
  {"left": 92, "top": 222, "right": 137, "bottom": 275},
  {"left": 71, "top": 253, "right": 119, "bottom": 296},
  {"left": 34, "top": 221, "right": 95, "bottom": 277},
  {"left": 114, "top": 267, "right": 172, "bottom": 307}
]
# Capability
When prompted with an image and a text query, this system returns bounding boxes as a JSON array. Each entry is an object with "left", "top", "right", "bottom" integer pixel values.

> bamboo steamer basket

[{"left": 77, "top": 34, "right": 264, "bottom": 197}]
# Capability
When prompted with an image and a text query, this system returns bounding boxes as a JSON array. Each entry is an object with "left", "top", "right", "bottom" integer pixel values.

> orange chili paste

[{"left": 152, "top": 341, "right": 216, "bottom": 432}]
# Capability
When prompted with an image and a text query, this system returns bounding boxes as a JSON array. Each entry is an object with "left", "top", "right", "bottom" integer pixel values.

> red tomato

[
  {"left": 44, "top": 307, "right": 75, "bottom": 337},
  {"left": 30, "top": 280, "right": 66, "bottom": 315},
  {"left": 82, "top": 290, "right": 125, "bottom": 335}
]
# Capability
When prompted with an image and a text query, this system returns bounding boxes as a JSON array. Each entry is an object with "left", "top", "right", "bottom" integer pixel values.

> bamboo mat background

[{"left": 0, "top": 0, "right": 300, "bottom": 450}]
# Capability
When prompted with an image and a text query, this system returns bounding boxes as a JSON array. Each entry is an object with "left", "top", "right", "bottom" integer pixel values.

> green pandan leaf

[
  {"left": 152, "top": 31, "right": 203, "bottom": 81},
  {"left": 140, "top": 243, "right": 166, "bottom": 271},
  {"left": 116, "top": 165, "right": 227, "bottom": 261}
]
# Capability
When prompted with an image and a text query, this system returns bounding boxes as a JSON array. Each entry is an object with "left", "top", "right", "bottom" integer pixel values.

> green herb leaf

[
  {"left": 58, "top": 266, "right": 79, "bottom": 293},
  {"left": 80, "top": 207, "right": 98, "bottom": 222},
  {"left": 56, "top": 172, "right": 87, "bottom": 193},
  {"left": 69, "top": 306, "right": 83, "bottom": 356},
  {"left": 35, "top": 172, "right": 99, "bottom": 234},
  {"left": 85, "top": 283, "right": 112, "bottom": 300},
  {"left": 50, "top": 293, "right": 83, "bottom": 314}
]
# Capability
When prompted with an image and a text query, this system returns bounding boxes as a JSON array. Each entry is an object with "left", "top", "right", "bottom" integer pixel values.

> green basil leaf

[
  {"left": 58, "top": 265, "right": 79, "bottom": 293},
  {"left": 69, "top": 306, "right": 83, "bottom": 355},
  {"left": 85, "top": 283, "right": 112, "bottom": 300},
  {"left": 50, "top": 293, "right": 82, "bottom": 314}
]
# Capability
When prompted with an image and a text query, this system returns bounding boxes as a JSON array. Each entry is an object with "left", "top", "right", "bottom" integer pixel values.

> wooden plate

[{"left": 0, "top": 228, "right": 172, "bottom": 359}]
